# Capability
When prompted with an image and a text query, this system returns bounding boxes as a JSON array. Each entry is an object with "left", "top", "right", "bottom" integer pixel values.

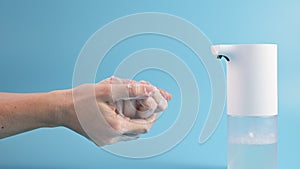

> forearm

[{"left": 0, "top": 91, "right": 66, "bottom": 139}]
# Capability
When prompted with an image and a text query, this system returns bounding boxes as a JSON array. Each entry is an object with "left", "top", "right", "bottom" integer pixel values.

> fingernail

[{"left": 168, "top": 93, "right": 172, "bottom": 100}]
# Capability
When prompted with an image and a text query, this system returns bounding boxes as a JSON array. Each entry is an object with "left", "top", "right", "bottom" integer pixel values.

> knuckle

[
  {"left": 111, "top": 121, "right": 125, "bottom": 134},
  {"left": 131, "top": 83, "right": 142, "bottom": 96}
]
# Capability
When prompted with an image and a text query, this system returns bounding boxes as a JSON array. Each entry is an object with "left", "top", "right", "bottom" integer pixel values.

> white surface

[{"left": 211, "top": 44, "right": 278, "bottom": 116}]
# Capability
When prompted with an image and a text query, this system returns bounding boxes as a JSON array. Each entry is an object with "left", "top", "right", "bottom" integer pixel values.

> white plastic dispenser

[{"left": 211, "top": 44, "right": 278, "bottom": 169}]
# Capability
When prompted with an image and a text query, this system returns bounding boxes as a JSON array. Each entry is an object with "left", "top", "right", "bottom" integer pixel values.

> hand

[{"left": 62, "top": 77, "right": 171, "bottom": 146}]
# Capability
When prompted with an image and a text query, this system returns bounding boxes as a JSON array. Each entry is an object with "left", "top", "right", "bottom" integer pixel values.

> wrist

[
  {"left": 55, "top": 88, "right": 87, "bottom": 137},
  {"left": 44, "top": 89, "right": 71, "bottom": 127}
]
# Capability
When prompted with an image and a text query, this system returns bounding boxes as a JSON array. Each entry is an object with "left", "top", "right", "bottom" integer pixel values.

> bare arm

[{"left": 0, "top": 91, "right": 66, "bottom": 138}]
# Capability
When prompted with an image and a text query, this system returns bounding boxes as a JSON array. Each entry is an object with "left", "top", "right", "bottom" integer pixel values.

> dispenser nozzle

[{"left": 217, "top": 55, "right": 230, "bottom": 62}]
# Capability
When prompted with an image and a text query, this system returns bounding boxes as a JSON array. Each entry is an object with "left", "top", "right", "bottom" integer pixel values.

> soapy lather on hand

[{"left": 102, "top": 77, "right": 170, "bottom": 119}]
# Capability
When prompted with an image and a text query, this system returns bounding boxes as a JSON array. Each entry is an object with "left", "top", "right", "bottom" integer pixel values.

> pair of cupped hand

[{"left": 70, "top": 77, "right": 171, "bottom": 146}]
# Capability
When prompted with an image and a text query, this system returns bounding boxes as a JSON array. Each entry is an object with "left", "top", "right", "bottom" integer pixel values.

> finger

[
  {"left": 110, "top": 83, "right": 156, "bottom": 101},
  {"left": 103, "top": 135, "right": 139, "bottom": 145},
  {"left": 115, "top": 100, "right": 124, "bottom": 116},
  {"left": 121, "top": 113, "right": 159, "bottom": 134},
  {"left": 137, "top": 97, "right": 157, "bottom": 111},
  {"left": 139, "top": 80, "right": 172, "bottom": 101},
  {"left": 136, "top": 110, "right": 155, "bottom": 119},
  {"left": 135, "top": 97, "right": 157, "bottom": 118},
  {"left": 133, "top": 113, "right": 159, "bottom": 124},
  {"left": 95, "top": 83, "right": 153, "bottom": 102},
  {"left": 139, "top": 80, "right": 151, "bottom": 85},
  {"left": 123, "top": 100, "right": 137, "bottom": 118},
  {"left": 98, "top": 77, "right": 171, "bottom": 102},
  {"left": 123, "top": 128, "right": 147, "bottom": 136},
  {"left": 117, "top": 135, "right": 140, "bottom": 142},
  {"left": 99, "top": 77, "right": 172, "bottom": 100},
  {"left": 100, "top": 76, "right": 121, "bottom": 84},
  {"left": 106, "top": 76, "right": 139, "bottom": 85},
  {"left": 151, "top": 90, "right": 168, "bottom": 112},
  {"left": 123, "top": 133, "right": 141, "bottom": 137},
  {"left": 157, "top": 88, "right": 172, "bottom": 101},
  {"left": 100, "top": 102, "right": 157, "bottom": 135}
]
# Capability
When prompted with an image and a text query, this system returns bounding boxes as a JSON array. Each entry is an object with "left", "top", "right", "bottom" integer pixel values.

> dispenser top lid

[{"left": 211, "top": 44, "right": 278, "bottom": 116}]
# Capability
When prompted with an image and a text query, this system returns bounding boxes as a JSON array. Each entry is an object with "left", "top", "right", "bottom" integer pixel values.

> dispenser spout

[{"left": 217, "top": 55, "right": 230, "bottom": 62}]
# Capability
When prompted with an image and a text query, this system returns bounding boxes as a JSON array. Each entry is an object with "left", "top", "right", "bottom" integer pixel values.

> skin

[{"left": 0, "top": 77, "right": 171, "bottom": 146}]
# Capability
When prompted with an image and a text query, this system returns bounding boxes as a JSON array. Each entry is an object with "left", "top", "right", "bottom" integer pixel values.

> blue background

[{"left": 0, "top": 0, "right": 299, "bottom": 168}]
